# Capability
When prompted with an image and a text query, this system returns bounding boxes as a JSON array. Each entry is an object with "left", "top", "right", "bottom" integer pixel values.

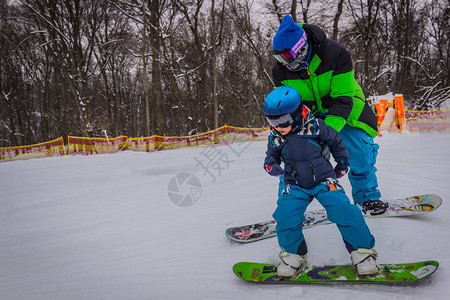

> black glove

[
  {"left": 334, "top": 165, "right": 348, "bottom": 178},
  {"left": 264, "top": 157, "right": 283, "bottom": 177}
]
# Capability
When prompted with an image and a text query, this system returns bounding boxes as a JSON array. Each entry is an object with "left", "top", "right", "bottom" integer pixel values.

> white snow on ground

[{"left": 0, "top": 132, "right": 449, "bottom": 299}]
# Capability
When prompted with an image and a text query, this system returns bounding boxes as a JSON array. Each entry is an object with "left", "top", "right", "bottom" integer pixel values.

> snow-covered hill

[{"left": 0, "top": 132, "right": 449, "bottom": 299}]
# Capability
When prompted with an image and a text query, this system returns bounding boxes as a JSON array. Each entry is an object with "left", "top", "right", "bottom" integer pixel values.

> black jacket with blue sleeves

[{"left": 264, "top": 110, "right": 349, "bottom": 189}]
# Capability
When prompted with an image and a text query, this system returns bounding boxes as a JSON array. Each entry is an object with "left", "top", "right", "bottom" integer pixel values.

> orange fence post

[
  {"left": 394, "top": 94, "right": 406, "bottom": 132},
  {"left": 374, "top": 99, "right": 388, "bottom": 135}
]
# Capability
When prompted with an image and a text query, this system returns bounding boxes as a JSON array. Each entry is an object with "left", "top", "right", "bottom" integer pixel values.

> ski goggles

[
  {"left": 266, "top": 113, "right": 295, "bottom": 128},
  {"left": 273, "top": 33, "right": 309, "bottom": 70}
]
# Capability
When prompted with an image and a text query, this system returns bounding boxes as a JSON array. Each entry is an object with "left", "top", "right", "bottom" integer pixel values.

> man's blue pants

[{"left": 339, "top": 125, "right": 381, "bottom": 206}]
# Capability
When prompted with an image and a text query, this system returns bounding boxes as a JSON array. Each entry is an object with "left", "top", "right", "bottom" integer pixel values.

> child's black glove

[
  {"left": 334, "top": 165, "right": 348, "bottom": 178},
  {"left": 264, "top": 157, "right": 283, "bottom": 177}
]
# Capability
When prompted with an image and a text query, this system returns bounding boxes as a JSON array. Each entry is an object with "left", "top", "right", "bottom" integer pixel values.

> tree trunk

[
  {"left": 211, "top": 0, "right": 219, "bottom": 129},
  {"left": 332, "top": 0, "right": 344, "bottom": 41},
  {"left": 149, "top": 0, "right": 163, "bottom": 134}
]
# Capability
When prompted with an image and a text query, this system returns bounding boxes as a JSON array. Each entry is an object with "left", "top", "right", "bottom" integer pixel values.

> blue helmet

[{"left": 264, "top": 86, "right": 303, "bottom": 128}]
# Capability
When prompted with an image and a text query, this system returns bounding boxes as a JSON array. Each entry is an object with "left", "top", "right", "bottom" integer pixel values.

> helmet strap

[{"left": 291, "top": 104, "right": 305, "bottom": 122}]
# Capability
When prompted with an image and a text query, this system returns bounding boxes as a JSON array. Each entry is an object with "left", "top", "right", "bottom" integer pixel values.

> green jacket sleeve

[{"left": 324, "top": 48, "right": 355, "bottom": 132}]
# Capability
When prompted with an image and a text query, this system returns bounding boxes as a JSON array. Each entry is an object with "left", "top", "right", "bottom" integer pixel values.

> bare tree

[
  {"left": 113, "top": 0, "right": 167, "bottom": 135},
  {"left": 332, "top": 0, "right": 345, "bottom": 40},
  {"left": 1, "top": 0, "right": 448, "bottom": 146},
  {"left": 172, "top": 0, "right": 225, "bottom": 132},
  {"left": 19, "top": 0, "right": 107, "bottom": 135},
  {"left": 297, "top": 0, "right": 311, "bottom": 23},
  {"left": 226, "top": 0, "right": 274, "bottom": 126},
  {"left": 290, "top": 0, "right": 298, "bottom": 22},
  {"left": 408, "top": 0, "right": 449, "bottom": 109},
  {"left": 344, "top": 0, "right": 383, "bottom": 95}
]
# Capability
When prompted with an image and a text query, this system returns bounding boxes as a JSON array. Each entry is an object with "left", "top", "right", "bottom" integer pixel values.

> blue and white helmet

[{"left": 264, "top": 86, "right": 303, "bottom": 128}]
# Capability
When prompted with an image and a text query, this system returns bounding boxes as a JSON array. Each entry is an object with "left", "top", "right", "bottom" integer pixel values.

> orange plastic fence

[
  {"left": 1, "top": 114, "right": 449, "bottom": 162},
  {"left": 0, "top": 137, "right": 65, "bottom": 162},
  {"left": 405, "top": 109, "right": 450, "bottom": 133},
  {"left": 377, "top": 108, "right": 450, "bottom": 133},
  {"left": 67, "top": 135, "right": 129, "bottom": 155},
  {"left": 67, "top": 125, "right": 270, "bottom": 155}
]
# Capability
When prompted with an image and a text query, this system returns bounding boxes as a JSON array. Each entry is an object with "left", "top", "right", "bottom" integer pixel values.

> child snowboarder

[{"left": 263, "top": 86, "right": 380, "bottom": 277}]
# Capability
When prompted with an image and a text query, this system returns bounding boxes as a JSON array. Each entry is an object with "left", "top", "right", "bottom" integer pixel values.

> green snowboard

[{"left": 233, "top": 261, "right": 439, "bottom": 284}]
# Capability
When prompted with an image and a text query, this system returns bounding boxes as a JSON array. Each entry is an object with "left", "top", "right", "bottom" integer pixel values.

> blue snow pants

[
  {"left": 276, "top": 125, "right": 380, "bottom": 206},
  {"left": 272, "top": 183, "right": 375, "bottom": 255},
  {"left": 339, "top": 125, "right": 381, "bottom": 206}
]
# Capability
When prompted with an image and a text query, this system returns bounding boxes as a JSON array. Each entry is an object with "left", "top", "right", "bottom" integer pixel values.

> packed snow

[{"left": 0, "top": 132, "right": 449, "bottom": 299}]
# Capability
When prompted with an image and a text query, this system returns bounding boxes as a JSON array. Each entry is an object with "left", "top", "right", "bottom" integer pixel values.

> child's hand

[{"left": 264, "top": 157, "right": 284, "bottom": 176}]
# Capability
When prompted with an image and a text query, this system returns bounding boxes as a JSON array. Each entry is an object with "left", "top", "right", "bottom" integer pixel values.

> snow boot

[
  {"left": 277, "top": 251, "right": 307, "bottom": 277},
  {"left": 351, "top": 248, "right": 381, "bottom": 276},
  {"left": 363, "top": 200, "right": 389, "bottom": 215}
]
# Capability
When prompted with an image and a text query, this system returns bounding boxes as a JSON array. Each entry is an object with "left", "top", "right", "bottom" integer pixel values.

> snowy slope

[{"left": 0, "top": 133, "right": 449, "bottom": 300}]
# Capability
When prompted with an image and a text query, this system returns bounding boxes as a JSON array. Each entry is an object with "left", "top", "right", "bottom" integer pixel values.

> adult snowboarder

[
  {"left": 271, "top": 15, "right": 388, "bottom": 215},
  {"left": 263, "top": 86, "right": 380, "bottom": 277}
]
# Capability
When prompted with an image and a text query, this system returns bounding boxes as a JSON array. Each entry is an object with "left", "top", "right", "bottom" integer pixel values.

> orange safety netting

[
  {"left": 127, "top": 136, "right": 155, "bottom": 152},
  {"left": 152, "top": 125, "right": 269, "bottom": 151},
  {"left": 67, "top": 136, "right": 129, "bottom": 155},
  {"left": 377, "top": 108, "right": 450, "bottom": 133},
  {"left": 153, "top": 125, "right": 269, "bottom": 151},
  {"left": 153, "top": 126, "right": 229, "bottom": 151},
  {"left": 67, "top": 125, "right": 270, "bottom": 155},
  {"left": 1, "top": 114, "right": 448, "bottom": 162},
  {"left": 405, "top": 109, "right": 450, "bottom": 133},
  {"left": 0, "top": 137, "right": 65, "bottom": 162}
]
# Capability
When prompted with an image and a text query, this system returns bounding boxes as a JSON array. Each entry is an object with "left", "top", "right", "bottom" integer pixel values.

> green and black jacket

[{"left": 272, "top": 24, "right": 378, "bottom": 138}]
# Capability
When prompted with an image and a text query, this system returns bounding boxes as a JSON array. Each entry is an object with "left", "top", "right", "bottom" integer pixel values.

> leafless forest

[{"left": 0, "top": 0, "right": 448, "bottom": 146}]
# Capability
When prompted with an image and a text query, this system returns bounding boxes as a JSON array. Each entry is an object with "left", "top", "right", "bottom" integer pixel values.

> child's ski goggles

[{"left": 266, "top": 113, "right": 295, "bottom": 128}]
